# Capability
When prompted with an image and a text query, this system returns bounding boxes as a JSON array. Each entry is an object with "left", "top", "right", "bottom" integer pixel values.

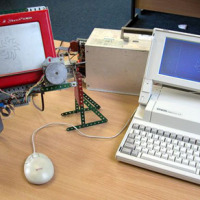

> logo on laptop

[
  {"left": 0, "top": 37, "right": 20, "bottom": 60},
  {"left": 156, "top": 107, "right": 182, "bottom": 116}
]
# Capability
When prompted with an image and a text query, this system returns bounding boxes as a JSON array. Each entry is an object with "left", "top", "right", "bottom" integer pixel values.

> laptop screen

[
  {"left": 159, "top": 38, "right": 200, "bottom": 83},
  {"left": 146, "top": 28, "right": 200, "bottom": 92}
]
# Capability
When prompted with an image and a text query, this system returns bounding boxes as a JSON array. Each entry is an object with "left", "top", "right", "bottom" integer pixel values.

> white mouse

[{"left": 24, "top": 153, "right": 54, "bottom": 184}]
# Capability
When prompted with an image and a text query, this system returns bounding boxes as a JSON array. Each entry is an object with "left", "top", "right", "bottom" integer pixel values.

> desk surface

[{"left": 0, "top": 41, "right": 200, "bottom": 200}]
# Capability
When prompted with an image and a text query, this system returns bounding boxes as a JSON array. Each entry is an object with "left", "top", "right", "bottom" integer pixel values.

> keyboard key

[
  {"left": 149, "top": 150, "right": 155, "bottom": 156},
  {"left": 183, "top": 136, "right": 189, "bottom": 143},
  {"left": 189, "top": 138, "right": 196, "bottom": 145},
  {"left": 136, "top": 146, "right": 142, "bottom": 151},
  {"left": 169, "top": 155, "right": 175, "bottom": 161},
  {"left": 151, "top": 128, "right": 157, "bottom": 134},
  {"left": 167, "top": 144, "right": 173, "bottom": 150},
  {"left": 142, "top": 148, "right": 148, "bottom": 154},
  {"left": 182, "top": 159, "right": 189, "bottom": 165},
  {"left": 141, "top": 142, "right": 147, "bottom": 148},
  {"left": 147, "top": 144, "right": 153, "bottom": 150},
  {"left": 164, "top": 132, "right": 170, "bottom": 137},
  {"left": 158, "top": 130, "right": 164, "bottom": 136},
  {"left": 174, "top": 151, "right": 180, "bottom": 157},
  {"left": 129, "top": 133, "right": 135, "bottom": 139},
  {"left": 162, "top": 153, "right": 168, "bottom": 160},
  {"left": 172, "top": 140, "right": 178, "bottom": 145},
  {"left": 175, "top": 157, "right": 182, "bottom": 163},
  {"left": 161, "top": 142, "right": 167, "bottom": 148},
  {"left": 154, "top": 140, "right": 160, "bottom": 146},
  {"left": 174, "top": 146, "right": 180, "bottom": 151},
  {"left": 126, "top": 138, "right": 134, "bottom": 144},
  {"left": 178, "top": 141, "right": 185, "bottom": 147},
  {"left": 133, "top": 124, "right": 139, "bottom": 129},
  {"left": 194, "top": 157, "right": 200, "bottom": 162},
  {"left": 155, "top": 152, "right": 162, "bottom": 158},
  {"left": 131, "top": 149, "right": 139, "bottom": 157},
  {"left": 160, "top": 147, "right": 167, "bottom": 153},
  {"left": 177, "top": 135, "right": 183, "bottom": 141},
  {"left": 196, "top": 140, "right": 200, "bottom": 146},
  {"left": 170, "top": 133, "right": 176, "bottom": 139},
  {"left": 121, "top": 147, "right": 131, "bottom": 155},
  {"left": 141, "top": 137, "right": 147, "bottom": 143},
  {"left": 154, "top": 146, "right": 160, "bottom": 152},
  {"left": 187, "top": 149, "right": 194, "bottom": 155},
  {"left": 167, "top": 149, "right": 173, "bottom": 156},
  {"left": 124, "top": 143, "right": 136, "bottom": 149},
  {"left": 141, "top": 153, "right": 196, "bottom": 174},
  {"left": 129, "top": 129, "right": 134, "bottom": 134},
  {"left": 189, "top": 161, "right": 196, "bottom": 167},
  {"left": 141, "top": 131, "right": 147, "bottom": 137},
  {"left": 192, "top": 145, "right": 198, "bottom": 151},
  {"left": 166, "top": 138, "right": 172, "bottom": 144},
  {"left": 187, "top": 154, "right": 194, "bottom": 161},
  {"left": 160, "top": 136, "right": 166, "bottom": 142},
  {"left": 180, "top": 147, "right": 186, "bottom": 153},
  {"left": 194, "top": 151, "right": 200, "bottom": 157},
  {"left": 139, "top": 125, "right": 145, "bottom": 131},
  {"left": 135, "top": 141, "right": 141, "bottom": 146},
  {"left": 185, "top": 143, "right": 191, "bottom": 149},
  {"left": 153, "top": 134, "right": 159, "bottom": 140},
  {"left": 147, "top": 133, "right": 153, "bottom": 139},
  {"left": 180, "top": 153, "right": 187, "bottom": 159},
  {"left": 145, "top": 127, "right": 151, "bottom": 132},
  {"left": 148, "top": 139, "right": 154, "bottom": 144},
  {"left": 197, "top": 163, "right": 200, "bottom": 169},
  {"left": 135, "top": 135, "right": 141, "bottom": 141},
  {"left": 134, "top": 129, "right": 140, "bottom": 135}
]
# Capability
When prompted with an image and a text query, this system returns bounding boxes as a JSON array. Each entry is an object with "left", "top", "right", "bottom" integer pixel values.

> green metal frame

[
  {"left": 41, "top": 82, "right": 75, "bottom": 92},
  {"left": 61, "top": 92, "right": 108, "bottom": 131}
]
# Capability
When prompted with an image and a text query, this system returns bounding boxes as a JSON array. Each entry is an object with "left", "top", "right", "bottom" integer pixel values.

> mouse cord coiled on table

[{"left": 31, "top": 109, "right": 136, "bottom": 153}]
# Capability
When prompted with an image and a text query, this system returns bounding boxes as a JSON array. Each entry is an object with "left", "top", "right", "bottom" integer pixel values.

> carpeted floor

[{"left": 0, "top": 0, "right": 200, "bottom": 41}]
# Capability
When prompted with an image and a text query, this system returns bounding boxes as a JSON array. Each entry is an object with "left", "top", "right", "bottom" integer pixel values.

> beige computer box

[{"left": 85, "top": 28, "right": 152, "bottom": 95}]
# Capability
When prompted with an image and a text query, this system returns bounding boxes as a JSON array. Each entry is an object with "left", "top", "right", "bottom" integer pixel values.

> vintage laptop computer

[{"left": 116, "top": 28, "right": 200, "bottom": 184}]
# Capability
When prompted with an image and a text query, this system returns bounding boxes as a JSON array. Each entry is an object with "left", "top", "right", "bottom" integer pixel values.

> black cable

[{"left": 32, "top": 92, "right": 45, "bottom": 111}]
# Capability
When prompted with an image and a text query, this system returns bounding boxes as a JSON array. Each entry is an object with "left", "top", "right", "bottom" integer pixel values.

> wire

[
  {"left": 31, "top": 109, "right": 136, "bottom": 153},
  {"left": 32, "top": 92, "right": 45, "bottom": 111},
  {"left": 1, "top": 105, "right": 15, "bottom": 120},
  {"left": 25, "top": 75, "right": 45, "bottom": 102},
  {"left": 0, "top": 88, "right": 20, "bottom": 103},
  {"left": 67, "top": 48, "right": 78, "bottom": 64}
]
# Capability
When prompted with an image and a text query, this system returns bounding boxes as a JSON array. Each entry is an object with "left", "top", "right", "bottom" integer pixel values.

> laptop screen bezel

[{"left": 146, "top": 28, "right": 200, "bottom": 92}]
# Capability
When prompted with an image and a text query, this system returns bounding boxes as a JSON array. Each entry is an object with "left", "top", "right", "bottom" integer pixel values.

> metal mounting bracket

[{"left": 61, "top": 72, "right": 108, "bottom": 131}]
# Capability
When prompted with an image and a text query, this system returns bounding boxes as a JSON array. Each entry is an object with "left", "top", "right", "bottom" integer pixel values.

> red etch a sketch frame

[{"left": 0, "top": 8, "right": 56, "bottom": 89}]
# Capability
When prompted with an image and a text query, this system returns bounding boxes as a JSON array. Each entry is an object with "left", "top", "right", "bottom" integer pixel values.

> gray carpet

[
  {"left": 0, "top": 0, "right": 131, "bottom": 41},
  {"left": 0, "top": 0, "right": 200, "bottom": 41}
]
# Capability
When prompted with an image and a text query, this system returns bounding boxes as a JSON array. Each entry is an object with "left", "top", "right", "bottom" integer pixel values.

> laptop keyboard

[{"left": 116, "top": 119, "right": 200, "bottom": 184}]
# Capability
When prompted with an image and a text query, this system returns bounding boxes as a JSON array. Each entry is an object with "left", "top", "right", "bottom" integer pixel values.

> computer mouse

[{"left": 24, "top": 153, "right": 54, "bottom": 184}]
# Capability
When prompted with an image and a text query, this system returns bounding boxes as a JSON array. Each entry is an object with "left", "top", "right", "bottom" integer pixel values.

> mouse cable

[{"left": 31, "top": 108, "right": 137, "bottom": 154}]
